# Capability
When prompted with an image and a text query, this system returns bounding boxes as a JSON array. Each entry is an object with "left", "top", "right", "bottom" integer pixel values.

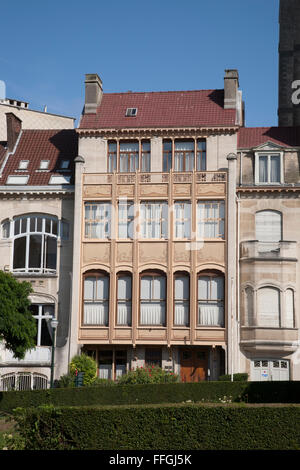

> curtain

[
  {"left": 270, "top": 155, "right": 280, "bottom": 183},
  {"left": 84, "top": 303, "right": 108, "bottom": 325},
  {"left": 259, "top": 156, "right": 268, "bottom": 182},
  {"left": 256, "top": 211, "right": 281, "bottom": 246},
  {"left": 140, "top": 275, "right": 166, "bottom": 325},
  {"left": 198, "top": 276, "right": 224, "bottom": 326},
  {"left": 174, "top": 203, "right": 191, "bottom": 238},
  {"left": 257, "top": 287, "right": 280, "bottom": 327},
  {"left": 174, "top": 276, "right": 189, "bottom": 325},
  {"left": 198, "top": 303, "right": 224, "bottom": 326},
  {"left": 99, "top": 365, "right": 112, "bottom": 379},
  {"left": 197, "top": 202, "right": 224, "bottom": 239},
  {"left": 141, "top": 203, "right": 167, "bottom": 238},
  {"left": 83, "top": 276, "right": 109, "bottom": 325},
  {"left": 117, "top": 276, "right": 132, "bottom": 325}
]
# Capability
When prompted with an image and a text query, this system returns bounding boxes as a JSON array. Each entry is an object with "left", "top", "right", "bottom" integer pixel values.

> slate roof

[
  {"left": 79, "top": 89, "right": 237, "bottom": 129},
  {"left": 238, "top": 126, "right": 300, "bottom": 149},
  {"left": 0, "top": 129, "right": 78, "bottom": 186}
]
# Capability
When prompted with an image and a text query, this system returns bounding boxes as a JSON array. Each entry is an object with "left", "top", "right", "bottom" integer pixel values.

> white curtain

[
  {"left": 270, "top": 155, "right": 280, "bottom": 183},
  {"left": 83, "top": 276, "right": 109, "bottom": 325},
  {"left": 117, "top": 276, "right": 132, "bottom": 325},
  {"left": 257, "top": 287, "right": 280, "bottom": 327},
  {"left": 84, "top": 303, "right": 108, "bottom": 325},
  {"left": 197, "top": 202, "right": 224, "bottom": 239},
  {"left": 256, "top": 210, "right": 281, "bottom": 243},
  {"left": 85, "top": 203, "right": 111, "bottom": 238},
  {"left": 99, "top": 365, "right": 112, "bottom": 379},
  {"left": 259, "top": 156, "right": 268, "bottom": 182},
  {"left": 198, "top": 276, "right": 224, "bottom": 326},
  {"left": 174, "top": 276, "right": 189, "bottom": 325},
  {"left": 140, "top": 276, "right": 166, "bottom": 325},
  {"left": 141, "top": 203, "right": 167, "bottom": 238},
  {"left": 174, "top": 203, "right": 191, "bottom": 238}
]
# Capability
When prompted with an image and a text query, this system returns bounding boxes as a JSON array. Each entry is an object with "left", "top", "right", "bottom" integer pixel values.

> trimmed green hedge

[
  {"left": 1, "top": 381, "right": 300, "bottom": 413},
  {"left": 219, "top": 373, "right": 248, "bottom": 381},
  {"left": 10, "top": 403, "right": 300, "bottom": 450}
]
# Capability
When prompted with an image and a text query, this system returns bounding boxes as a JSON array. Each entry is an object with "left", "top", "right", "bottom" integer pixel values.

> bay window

[
  {"left": 198, "top": 273, "right": 224, "bottom": 327},
  {"left": 83, "top": 273, "right": 109, "bottom": 325},
  {"left": 140, "top": 273, "right": 166, "bottom": 325}
]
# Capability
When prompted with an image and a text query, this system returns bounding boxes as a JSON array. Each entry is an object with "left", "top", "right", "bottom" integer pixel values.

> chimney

[
  {"left": 224, "top": 69, "right": 239, "bottom": 109},
  {"left": 84, "top": 74, "right": 103, "bottom": 114},
  {"left": 6, "top": 112, "right": 22, "bottom": 152}
]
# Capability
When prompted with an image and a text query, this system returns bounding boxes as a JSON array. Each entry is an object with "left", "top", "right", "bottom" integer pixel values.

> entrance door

[{"left": 180, "top": 349, "right": 208, "bottom": 382}]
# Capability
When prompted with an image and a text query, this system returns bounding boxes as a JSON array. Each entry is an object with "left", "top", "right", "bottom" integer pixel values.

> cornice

[
  {"left": 0, "top": 185, "right": 75, "bottom": 197},
  {"left": 76, "top": 126, "right": 239, "bottom": 139}
]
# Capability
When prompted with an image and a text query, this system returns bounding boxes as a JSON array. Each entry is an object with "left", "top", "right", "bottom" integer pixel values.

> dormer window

[
  {"left": 125, "top": 108, "right": 137, "bottom": 117},
  {"left": 18, "top": 160, "right": 29, "bottom": 170},
  {"left": 60, "top": 160, "right": 70, "bottom": 169},
  {"left": 39, "top": 160, "right": 50, "bottom": 170},
  {"left": 255, "top": 152, "right": 283, "bottom": 185}
]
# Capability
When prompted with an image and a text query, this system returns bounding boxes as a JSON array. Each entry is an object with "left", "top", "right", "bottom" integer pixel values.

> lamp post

[{"left": 50, "top": 318, "right": 59, "bottom": 388}]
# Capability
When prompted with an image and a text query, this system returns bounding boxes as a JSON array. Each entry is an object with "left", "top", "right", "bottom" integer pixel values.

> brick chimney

[
  {"left": 84, "top": 74, "right": 103, "bottom": 114},
  {"left": 6, "top": 112, "right": 22, "bottom": 152},
  {"left": 224, "top": 69, "right": 239, "bottom": 109}
]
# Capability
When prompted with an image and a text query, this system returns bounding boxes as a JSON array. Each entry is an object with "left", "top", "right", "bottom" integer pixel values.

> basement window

[{"left": 125, "top": 108, "right": 137, "bottom": 117}]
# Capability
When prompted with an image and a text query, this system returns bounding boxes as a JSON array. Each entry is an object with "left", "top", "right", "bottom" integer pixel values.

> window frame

[
  {"left": 116, "top": 272, "right": 132, "bottom": 326},
  {"left": 82, "top": 271, "right": 110, "bottom": 326},
  {"left": 84, "top": 201, "right": 112, "bottom": 240},
  {"left": 197, "top": 271, "right": 225, "bottom": 327},
  {"left": 174, "top": 201, "right": 191, "bottom": 239},
  {"left": 162, "top": 139, "right": 206, "bottom": 172},
  {"left": 139, "top": 271, "right": 167, "bottom": 326},
  {"left": 30, "top": 304, "right": 55, "bottom": 347},
  {"left": 139, "top": 201, "right": 168, "bottom": 239},
  {"left": 173, "top": 272, "right": 190, "bottom": 327},
  {"left": 254, "top": 151, "right": 284, "bottom": 185},
  {"left": 107, "top": 140, "right": 151, "bottom": 173},
  {"left": 197, "top": 200, "right": 225, "bottom": 240}
]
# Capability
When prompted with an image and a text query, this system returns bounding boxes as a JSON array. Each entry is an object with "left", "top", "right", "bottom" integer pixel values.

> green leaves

[{"left": 0, "top": 271, "right": 36, "bottom": 359}]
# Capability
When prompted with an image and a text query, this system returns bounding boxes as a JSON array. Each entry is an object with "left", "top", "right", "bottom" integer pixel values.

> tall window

[
  {"left": 197, "top": 200, "right": 225, "bottom": 239},
  {"left": 83, "top": 273, "right": 109, "bottom": 325},
  {"left": 162, "top": 139, "right": 206, "bottom": 172},
  {"left": 198, "top": 274, "right": 224, "bottom": 327},
  {"left": 140, "top": 201, "right": 168, "bottom": 239},
  {"left": 117, "top": 274, "right": 132, "bottom": 326},
  {"left": 140, "top": 273, "right": 166, "bottom": 325},
  {"left": 174, "top": 274, "right": 189, "bottom": 326},
  {"left": 285, "top": 289, "right": 294, "bottom": 328},
  {"left": 84, "top": 202, "right": 111, "bottom": 239},
  {"left": 256, "top": 153, "right": 282, "bottom": 184},
  {"left": 257, "top": 287, "right": 280, "bottom": 327},
  {"left": 30, "top": 304, "right": 55, "bottom": 346},
  {"left": 107, "top": 140, "right": 151, "bottom": 172},
  {"left": 118, "top": 200, "right": 134, "bottom": 239},
  {"left": 12, "top": 215, "right": 58, "bottom": 273},
  {"left": 174, "top": 202, "right": 191, "bottom": 239},
  {"left": 255, "top": 210, "right": 282, "bottom": 246}
]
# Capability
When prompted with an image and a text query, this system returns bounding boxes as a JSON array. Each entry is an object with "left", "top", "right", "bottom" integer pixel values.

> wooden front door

[{"left": 180, "top": 349, "right": 208, "bottom": 382}]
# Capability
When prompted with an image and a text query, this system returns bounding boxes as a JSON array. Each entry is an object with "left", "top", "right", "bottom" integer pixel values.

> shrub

[
  {"left": 69, "top": 354, "right": 97, "bottom": 386},
  {"left": 55, "top": 374, "right": 75, "bottom": 388},
  {"left": 117, "top": 366, "right": 179, "bottom": 384},
  {"left": 218, "top": 373, "right": 248, "bottom": 382}
]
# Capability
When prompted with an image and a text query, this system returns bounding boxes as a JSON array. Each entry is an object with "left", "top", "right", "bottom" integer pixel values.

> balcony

[
  {"left": 240, "top": 326, "right": 299, "bottom": 353},
  {"left": 240, "top": 240, "right": 297, "bottom": 262},
  {"left": 2, "top": 346, "right": 52, "bottom": 365}
]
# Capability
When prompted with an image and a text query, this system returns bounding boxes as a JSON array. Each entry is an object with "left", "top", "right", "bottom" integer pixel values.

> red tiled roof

[
  {"left": 79, "top": 89, "right": 237, "bottom": 129},
  {"left": 0, "top": 129, "right": 77, "bottom": 186},
  {"left": 238, "top": 127, "right": 300, "bottom": 149},
  {"left": 0, "top": 143, "right": 6, "bottom": 161}
]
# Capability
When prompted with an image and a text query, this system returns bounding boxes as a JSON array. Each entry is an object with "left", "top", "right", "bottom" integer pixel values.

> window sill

[{"left": 12, "top": 271, "right": 57, "bottom": 278}]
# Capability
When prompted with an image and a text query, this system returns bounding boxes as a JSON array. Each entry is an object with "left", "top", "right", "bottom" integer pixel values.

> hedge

[
  {"left": 9, "top": 403, "right": 300, "bottom": 450},
  {"left": 1, "top": 381, "right": 300, "bottom": 413}
]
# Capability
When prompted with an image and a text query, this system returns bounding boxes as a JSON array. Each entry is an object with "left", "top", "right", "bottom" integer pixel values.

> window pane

[
  {"left": 40, "top": 319, "right": 52, "bottom": 346},
  {"left": 13, "top": 237, "right": 26, "bottom": 269},
  {"left": 256, "top": 211, "right": 282, "bottom": 243},
  {"left": 2, "top": 220, "right": 10, "bottom": 238},
  {"left": 270, "top": 155, "right": 280, "bottom": 183},
  {"left": 259, "top": 156, "right": 268, "bottom": 182},
  {"left": 285, "top": 289, "right": 294, "bottom": 328},
  {"left": 45, "top": 236, "right": 57, "bottom": 270},
  {"left": 84, "top": 277, "right": 95, "bottom": 300},
  {"left": 257, "top": 287, "right": 280, "bottom": 327},
  {"left": 29, "top": 235, "right": 42, "bottom": 268}
]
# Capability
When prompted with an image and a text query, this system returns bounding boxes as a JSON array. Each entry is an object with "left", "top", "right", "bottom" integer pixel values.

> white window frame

[
  {"left": 30, "top": 304, "right": 55, "bottom": 347},
  {"left": 84, "top": 202, "right": 111, "bottom": 239},
  {"left": 254, "top": 152, "right": 284, "bottom": 185},
  {"left": 11, "top": 214, "right": 60, "bottom": 274}
]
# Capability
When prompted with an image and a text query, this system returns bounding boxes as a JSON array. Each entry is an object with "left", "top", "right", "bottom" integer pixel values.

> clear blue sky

[{"left": 0, "top": 0, "right": 280, "bottom": 127}]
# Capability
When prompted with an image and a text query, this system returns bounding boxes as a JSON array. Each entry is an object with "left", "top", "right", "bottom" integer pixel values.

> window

[
  {"left": 117, "top": 274, "right": 132, "bottom": 326},
  {"left": 285, "top": 289, "right": 294, "bottom": 328},
  {"left": 108, "top": 140, "right": 150, "bottom": 173},
  {"left": 198, "top": 274, "right": 224, "bottom": 326},
  {"left": 30, "top": 304, "right": 55, "bottom": 346},
  {"left": 39, "top": 160, "right": 49, "bottom": 170},
  {"left": 174, "top": 201, "right": 191, "bottom": 239},
  {"left": 197, "top": 200, "right": 225, "bottom": 239},
  {"left": 59, "top": 160, "right": 70, "bottom": 169},
  {"left": 49, "top": 175, "right": 71, "bottom": 185},
  {"left": 255, "top": 210, "right": 282, "bottom": 250},
  {"left": 255, "top": 153, "right": 282, "bottom": 184},
  {"left": 83, "top": 273, "right": 109, "bottom": 325},
  {"left": 12, "top": 215, "right": 58, "bottom": 273},
  {"left": 145, "top": 349, "right": 162, "bottom": 367},
  {"left": 125, "top": 108, "right": 137, "bottom": 117},
  {"left": 18, "top": 160, "right": 29, "bottom": 170},
  {"left": 257, "top": 287, "right": 280, "bottom": 327},
  {"left": 162, "top": 139, "right": 206, "bottom": 172},
  {"left": 84, "top": 202, "right": 111, "bottom": 239},
  {"left": 140, "top": 201, "right": 168, "bottom": 239},
  {"left": 174, "top": 274, "right": 189, "bottom": 326},
  {"left": 2, "top": 219, "right": 10, "bottom": 238},
  {"left": 6, "top": 175, "right": 29, "bottom": 185},
  {"left": 140, "top": 273, "right": 166, "bottom": 325},
  {"left": 118, "top": 200, "right": 134, "bottom": 239}
]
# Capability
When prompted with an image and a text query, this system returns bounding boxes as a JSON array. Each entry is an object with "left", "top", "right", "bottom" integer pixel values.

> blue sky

[{"left": 0, "top": 0, "right": 279, "bottom": 127}]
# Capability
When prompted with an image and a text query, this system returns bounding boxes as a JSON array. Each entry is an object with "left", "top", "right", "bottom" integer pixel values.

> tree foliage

[{"left": 0, "top": 270, "right": 36, "bottom": 359}]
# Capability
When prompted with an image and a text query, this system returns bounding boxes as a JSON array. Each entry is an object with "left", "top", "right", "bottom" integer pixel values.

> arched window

[
  {"left": 257, "top": 287, "right": 280, "bottom": 327},
  {"left": 174, "top": 273, "right": 190, "bottom": 326},
  {"left": 12, "top": 215, "right": 59, "bottom": 273},
  {"left": 117, "top": 273, "right": 132, "bottom": 326},
  {"left": 83, "top": 272, "right": 109, "bottom": 325},
  {"left": 255, "top": 210, "right": 282, "bottom": 243},
  {"left": 140, "top": 272, "right": 166, "bottom": 326},
  {"left": 197, "top": 272, "right": 224, "bottom": 327}
]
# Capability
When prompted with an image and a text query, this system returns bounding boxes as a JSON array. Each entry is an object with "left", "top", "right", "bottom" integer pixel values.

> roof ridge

[{"left": 102, "top": 88, "right": 223, "bottom": 96}]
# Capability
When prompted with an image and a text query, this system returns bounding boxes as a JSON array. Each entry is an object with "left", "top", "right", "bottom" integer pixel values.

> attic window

[
  {"left": 125, "top": 108, "right": 137, "bottom": 117},
  {"left": 6, "top": 175, "right": 29, "bottom": 185},
  {"left": 39, "top": 160, "right": 49, "bottom": 170},
  {"left": 18, "top": 160, "right": 29, "bottom": 170},
  {"left": 60, "top": 160, "right": 70, "bottom": 169}
]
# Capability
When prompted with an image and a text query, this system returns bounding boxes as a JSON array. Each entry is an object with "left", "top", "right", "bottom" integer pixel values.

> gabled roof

[
  {"left": 238, "top": 126, "right": 300, "bottom": 149},
  {"left": 79, "top": 89, "right": 237, "bottom": 129},
  {"left": 0, "top": 129, "right": 77, "bottom": 186}
]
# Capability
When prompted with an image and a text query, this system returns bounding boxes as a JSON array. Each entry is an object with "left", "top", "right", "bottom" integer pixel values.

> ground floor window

[
  {"left": 0, "top": 372, "right": 48, "bottom": 391},
  {"left": 97, "top": 349, "right": 128, "bottom": 380},
  {"left": 145, "top": 348, "right": 162, "bottom": 367}
]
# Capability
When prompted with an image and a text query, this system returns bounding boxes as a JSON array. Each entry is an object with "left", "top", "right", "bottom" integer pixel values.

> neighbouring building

[{"left": 0, "top": 110, "right": 77, "bottom": 390}]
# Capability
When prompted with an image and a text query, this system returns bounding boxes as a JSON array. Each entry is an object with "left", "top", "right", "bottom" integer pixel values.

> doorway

[{"left": 180, "top": 348, "right": 208, "bottom": 382}]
